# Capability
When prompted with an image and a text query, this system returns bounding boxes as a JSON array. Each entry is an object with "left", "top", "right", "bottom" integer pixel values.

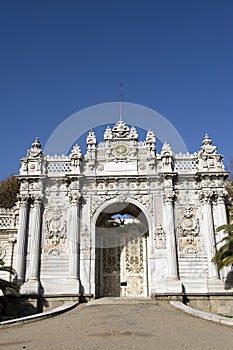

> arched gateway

[
  {"left": 0, "top": 118, "right": 229, "bottom": 299},
  {"left": 94, "top": 198, "right": 151, "bottom": 298}
]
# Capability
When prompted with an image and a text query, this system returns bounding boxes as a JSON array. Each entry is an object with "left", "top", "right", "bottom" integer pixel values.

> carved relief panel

[
  {"left": 178, "top": 205, "right": 201, "bottom": 255},
  {"left": 43, "top": 208, "right": 67, "bottom": 255}
]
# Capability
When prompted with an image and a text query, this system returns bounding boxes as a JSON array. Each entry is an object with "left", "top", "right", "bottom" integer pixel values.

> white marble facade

[{"left": 0, "top": 120, "right": 230, "bottom": 297}]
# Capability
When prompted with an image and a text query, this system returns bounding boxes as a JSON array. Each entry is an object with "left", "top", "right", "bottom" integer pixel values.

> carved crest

[
  {"left": 178, "top": 205, "right": 199, "bottom": 243},
  {"left": 45, "top": 208, "right": 66, "bottom": 246}
]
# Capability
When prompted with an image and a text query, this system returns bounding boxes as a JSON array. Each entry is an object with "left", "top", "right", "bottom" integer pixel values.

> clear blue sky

[{"left": 0, "top": 0, "right": 232, "bottom": 179}]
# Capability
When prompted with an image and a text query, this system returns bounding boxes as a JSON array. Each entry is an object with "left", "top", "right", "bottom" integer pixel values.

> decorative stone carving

[
  {"left": 199, "top": 190, "right": 213, "bottom": 204},
  {"left": 129, "top": 126, "right": 138, "bottom": 140},
  {"left": 178, "top": 206, "right": 200, "bottom": 243},
  {"left": 68, "top": 192, "right": 81, "bottom": 205},
  {"left": 32, "top": 195, "right": 43, "bottom": 206},
  {"left": 12, "top": 116, "right": 229, "bottom": 296},
  {"left": 104, "top": 126, "right": 113, "bottom": 140},
  {"left": 27, "top": 137, "right": 42, "bottom": 158},
  {"left": 163, "top": 190, "right": 176, "bottom": 203},
  {"left": 69, "top": 144, "right": 82, "bottom": 168},
  {"left": 146, "top": 129, "right": 156, "bottom": 157},
  {"left": 200, "top": 134, "right": 217, "bottom": 155},
  {"left": 112, "top": 120, "right": 130, "bottom": 138},
  {"left": 197, "top": 134, "right": 224, "bottom": 171},
  {"left": 215, "top": 190, "right": 228, "bottom": 204},
  {"left": 182, "top": 245, "right": 198, "bottom": 255},
  {"left": 45, "top": 208, "right": 66, "bottom": 245},
  {"left": 20, "top": 137, "right": 44, "bottom": 175},
  {"left": 139, "top": 163, "right": 146, "bottom": 170},
  {"left": 86, "top": 130, "right": 96, "bottom": 145},
  {"left": 48, "top": 248, "right": 61, "bottom": 256},
  {"left": 146, "top": 129, "right": 156, "bottom": 145},
  {"left": 161, "top": 142, "right": 173, "bottom": 172},
  {"left": 91, "top": 194, "right": 115, "bottom": 215},
  {"left": 80, "top": 224, "right": 91, "bottom": 258},
  {"left": 154, "top": 224, "right": 166, "bottom": 249},
  {"left": 135, "top": 194, "right": 153, "bottom": 212}
]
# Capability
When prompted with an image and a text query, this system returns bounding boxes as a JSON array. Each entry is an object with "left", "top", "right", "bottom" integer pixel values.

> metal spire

[{"left": 120, "top": 82, "right": 123, "bottom": 121}]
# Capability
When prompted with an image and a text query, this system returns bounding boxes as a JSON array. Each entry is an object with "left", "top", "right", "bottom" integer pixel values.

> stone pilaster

[
  {"left": 163, "top": 191, "right": 182, "bottom": 293},
  {"left": 200, "top": 190, "right": 224, "bottom": 291},
  {"left": 67, "top": 192, "right": 81, "bottom": 293},
  {"left": 15, "top": 195, "right": 29, "bottom": 284},
  {"left": 20, "top": 196, "right": 43, "bottom": 295},
  {"left": 28, "top": 196, "right": 43, "bottom": 281},
  {"left": 215, "top": 191, "right": 229, "bottom": 279}
]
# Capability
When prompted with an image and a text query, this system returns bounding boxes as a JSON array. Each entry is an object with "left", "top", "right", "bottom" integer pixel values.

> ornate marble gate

[
  {"left": 1, "top": 117, "right": 229, "bottom": 297},
  {"left": 96, "top": 235, "right": 146, "bottom": 297}
]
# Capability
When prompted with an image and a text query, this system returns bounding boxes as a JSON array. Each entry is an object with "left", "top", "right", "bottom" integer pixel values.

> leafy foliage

[
  {"left": 0, "top": 175, "right": 20, "bottom": 209},
  {"left": 212, "top": 214, "right": 233, "bottom": 270},
  {"left": 226, "top": 181, "right": 233, "bottom": 202},
  {"left": 0, "top": 259, "right": 20, "bottom": 296}
]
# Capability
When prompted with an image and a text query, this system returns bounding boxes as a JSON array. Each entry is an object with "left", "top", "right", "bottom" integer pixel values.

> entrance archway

[{"left": 95, "top": 201, "right": 149, "bottom": 298}]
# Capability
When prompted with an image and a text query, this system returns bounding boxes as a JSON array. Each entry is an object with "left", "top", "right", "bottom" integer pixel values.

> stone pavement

[{"left": 1, "top": 298, "right": 233, "bottom": 350}]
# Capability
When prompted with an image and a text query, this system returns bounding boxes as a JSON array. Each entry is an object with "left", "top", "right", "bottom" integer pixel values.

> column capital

[
  {"left": 199, "top": 190, "right": 213, "bottom": 204},
  {"left": 163, "top": 190, "right": 176, "bottom": 204},
  {"left": 68, "top": 192, "right": 81, "bottom": 205},
  {"left": 18, "top": 194, "right": 29, "bottom": 206},
  {"left": 215, "top": 190, "right": 228, "bottom": 204},
  {"left": 31, "top": 194, "right": 43, "bottom": 206}
]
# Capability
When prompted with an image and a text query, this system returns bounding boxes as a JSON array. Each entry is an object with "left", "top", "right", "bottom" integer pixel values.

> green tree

[
  {"left": 0, "top": 175, "right": 20, "bottom": 209},
  {"left": 212, "top": 218, "right": 233, "bottom": 270},
  {"left": 0, "top": 259, "right": 19, "bottom": 296}
]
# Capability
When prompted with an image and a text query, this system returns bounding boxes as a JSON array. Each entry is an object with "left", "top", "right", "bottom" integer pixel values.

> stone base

[
  {"left": 207, "top": 278, "right": 225, "bottom": 292},
  {"left": 20, "top": 279, "right": 41, "bottom": 295},
  {"left": 166, "top": 277, "right": 183, "bottom": 293},
  {"left": 65, "top": 278, "right": 80, "bottom": 294}
]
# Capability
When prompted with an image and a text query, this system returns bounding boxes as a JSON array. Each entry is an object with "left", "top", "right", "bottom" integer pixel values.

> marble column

[
  {"left": 200, "top": 191, "right": 219, "bottom": 280},
  {"left": 215, "top": 191, "right": 229, "bottom": 279},
  {"left": 28, "top": 196, "right": 43, "bottom": 281},
  {"left": 163, "top": 192, "right": 181, "bottom": 292},
  {"left": 215, "top": 191, "right": 228, "bottom": 233},
  {"left": 68, "top": 193, "right": 80, "bottom": 282},
  {"left": 15, "top": 195, "right": 29, "bottom": 283}
]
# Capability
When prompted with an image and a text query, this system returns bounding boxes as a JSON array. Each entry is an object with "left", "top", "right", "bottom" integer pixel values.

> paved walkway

[{"left": 1, "top": 299, "right": 233, "bottom": 350}]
